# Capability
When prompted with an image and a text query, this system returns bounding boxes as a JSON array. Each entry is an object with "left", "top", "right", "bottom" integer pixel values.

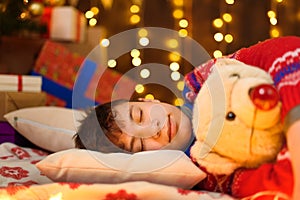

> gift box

[
  {"left": 0, "top": 74, "right": 42, "bottom": 92},
  {"left": 41, "top": 6, "right": 86, "bottom": 42},
  {"left": 32, "top": 40, "right": 136, "bottom": 108},
  {"left": 0, "top": 92, "right": 46, "bottom": 121}
]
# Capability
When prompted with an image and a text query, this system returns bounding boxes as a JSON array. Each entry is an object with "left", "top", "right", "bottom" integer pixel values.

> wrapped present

[
  {"left": 0, "top": 92, "right": 46, "bottom": 121},
  {"left": 32, "top": 41, "right": 136, "bottom": 109},
  {"left": 41, "top": 6, "right": 86, "bottom": 42},
  {"left": 0, "top": 74, "right": 42, "bottom": 92}
]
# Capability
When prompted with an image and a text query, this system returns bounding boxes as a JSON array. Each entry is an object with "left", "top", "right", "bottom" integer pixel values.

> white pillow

[
  {"left": 36, "top": 149, "right": 207, "bottom": 189},
  {"left": 4, "top": 106, "right": 86, "bottom": 152}
]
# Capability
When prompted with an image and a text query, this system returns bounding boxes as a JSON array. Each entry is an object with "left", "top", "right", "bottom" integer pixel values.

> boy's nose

[{"left": 134, "top": 119, "right": 164, "bottom": 138}]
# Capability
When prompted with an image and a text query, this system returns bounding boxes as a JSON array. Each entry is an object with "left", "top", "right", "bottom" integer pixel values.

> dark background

[
  {"left": 75, "top": 0, "right": 300, "bottom": 104},
  {"left": 1, "top": 0, "right": 300, "bottom": 105}
]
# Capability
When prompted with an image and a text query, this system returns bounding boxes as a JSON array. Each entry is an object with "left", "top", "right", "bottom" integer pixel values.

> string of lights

[
  {"left": 212, "top": 0, "right": 234, "bottom": 58},
  {"left": 268, "top": 0, "right": 283, "bottom": 38},
  {"left": 81, "top": 0, "right": 289, "bottom": 105}
]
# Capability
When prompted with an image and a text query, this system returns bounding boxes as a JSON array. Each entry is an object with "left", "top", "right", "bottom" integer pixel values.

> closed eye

[
  {"left": 139, "top": 109, "right": 143, "bottom": 122},
  {"left": 130, "top": 106, "right": 142, "bottom": 123}
]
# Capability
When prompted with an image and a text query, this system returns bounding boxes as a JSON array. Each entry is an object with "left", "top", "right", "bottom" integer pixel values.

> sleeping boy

[
  {"left": 74, "top": 36, "right": 300, "bottom": 200},
  {"left": 73, "top": 98, "right": 194, "bottom": 154}
]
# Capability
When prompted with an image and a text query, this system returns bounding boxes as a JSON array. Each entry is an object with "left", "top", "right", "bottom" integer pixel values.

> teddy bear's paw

[
  {"left": 198, "top": 152, "right": 241, "bottom": 175},
  {"left": 190, "top": 141, "right": 211, "bottom": 160},
  {"left": 191, "top": 141, "right": 241, "bottom": 175}
]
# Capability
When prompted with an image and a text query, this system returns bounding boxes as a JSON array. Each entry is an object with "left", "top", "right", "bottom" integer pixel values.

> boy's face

[{"left": 109, "top": 101, "right": 192, "bottom": 152}]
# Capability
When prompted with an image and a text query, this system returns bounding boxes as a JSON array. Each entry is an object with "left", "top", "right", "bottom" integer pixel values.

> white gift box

[
  {"left": 49, "top": 6, "right": 86, "bottom": 43},
  {"left": 0, "top": 74, "right": 42, "bottom": 92}
]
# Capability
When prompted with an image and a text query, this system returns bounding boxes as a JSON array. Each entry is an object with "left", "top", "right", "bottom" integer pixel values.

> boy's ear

[{"left": 138, "top": 98, "right": 160, "bottom": 103}]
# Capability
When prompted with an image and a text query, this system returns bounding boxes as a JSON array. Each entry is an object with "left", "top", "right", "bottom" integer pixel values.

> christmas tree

[{"left": 0, "top": 0, "right": 48, "bottom": 37}]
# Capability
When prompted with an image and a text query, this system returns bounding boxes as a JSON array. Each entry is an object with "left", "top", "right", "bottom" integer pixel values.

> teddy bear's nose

[{"left": 249, "top": 84, "right": 279, "bottom": 111}]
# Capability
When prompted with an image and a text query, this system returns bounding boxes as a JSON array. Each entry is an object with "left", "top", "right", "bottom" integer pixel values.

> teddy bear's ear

[
  {"left": 213, "top": 58, "right": 273, "bottom": 82},
  {"left": 214, "top": 58, "right": 244, "bottom": 67}
]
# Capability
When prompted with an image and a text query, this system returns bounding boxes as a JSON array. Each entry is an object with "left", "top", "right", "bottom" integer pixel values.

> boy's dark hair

[{"left": 73, "top": 99, "right": 129, "bottom": 153}]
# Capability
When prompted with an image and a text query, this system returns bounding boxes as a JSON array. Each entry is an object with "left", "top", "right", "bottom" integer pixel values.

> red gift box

[{"left": 33, "top": 40, "right": 136, "bottom": 107}]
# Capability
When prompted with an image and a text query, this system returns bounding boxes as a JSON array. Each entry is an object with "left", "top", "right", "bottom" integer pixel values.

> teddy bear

[
  {"left": 190, "top": 58, "right": 284, "bottom": 176},
  {"left": 183, "top": 36, "right": 300, "bottom": 200}
]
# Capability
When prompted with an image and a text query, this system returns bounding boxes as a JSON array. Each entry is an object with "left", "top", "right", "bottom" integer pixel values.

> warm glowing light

[
  {"left": 214, "top": 32, "right": 224, "bottom": 42},
  {"left": 170, "top": 62, "right": 180, "bottom": 71},
  {"left": 177, "top": 81, "right": 184, "bottom": 91},
  {"left": 140, "top": 68, "right": 150, "bottom": 78},
  {"left": 132, "top": 57, "right": 142, "bottom": 66},
  {"left": 178, "top": 29, "right": 188, "bottom": 37},
  {"left": 213, "top": 18, "right": 223, "bottom": 28},
  {"left": 130, "top": 14, "right": 140, "bottom": 24},
  {"left": 276, "top": 0, "right": 283, "bottom": 3},
  {"left": 171, "top": 71, "right": 181, "bottom": 81},
  {"left": 213, "top": 50, "right": 223, "bottom": 58},
  {"left": 101, "top": 38, "right": 110, "bottom": 47},
  {"left": 107, "top": 59, "right": 117, "bottom": 68},
  {"left": 91, "top": 7, "right": 99, "bottom": 15},
  {"left": 173, "top": 9, "right": 184, "bottom": 19},
  {"left": 130, "top": 49, "right": 140, "bottom": 58},
  {"left": 173, "top": 0, "right": 183, "bottom": 6},
  {"left": 89, "top": 18, "right": 97, "bottom": 26},
  {"left": 179, "top": 19, "right": 188, "bottom": 28},
  {"left": 85, "top": 10, "right": 94, "bottom": 19},
  {"left": 222, "top": 13, "right": 232, "bottom": 23},
  {"left": 139, "top": 37, "right": 150, "bottom": 46},
  {"left": 270, "top": 27, "right": 280, "bottom": 38},
  {"left": 225, "top": 0, "right": 234, "bottom": 4},
  {"left": 145, "top": 94, "right": 154, "bottom": 100},
  {"left": 130, "top": 5, "right": 140, "bottom": 13},
  {"left": 267, "top": 10, "right": 276, "bottom": 18},
  {"left": 135, "top": 84, "right": 144, "bottom": 93},
  {"left": 297, "top": 11, "right": 300, "bottom": 21},
  {"left": 169, "top": 52, "right": 181, "bottom": 62},
  {"left": 166, "top": 39, "right": 178, "bottom": 49},
  {"left": 224, "top": 34, "right": 233, "bottom": 43},
  {"left": 174, "top": 98, "right": 184, "bottom": 106},
  {"left": 20, "top": 12, "right": 28, "bottom": 19},
  {"left": 138, "top": 28, "right": 148, "bottom": 37},
  {"left": 270, "top": 17, "right": 277, "bottom": 25},
  {"left": 49, "top": 192, "right": 63, "bottom": 200}
]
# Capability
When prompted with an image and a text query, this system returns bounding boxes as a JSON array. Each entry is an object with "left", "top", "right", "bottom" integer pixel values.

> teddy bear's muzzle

[{"left": 249, "top": 84, "right": 279, "bottom": 111}]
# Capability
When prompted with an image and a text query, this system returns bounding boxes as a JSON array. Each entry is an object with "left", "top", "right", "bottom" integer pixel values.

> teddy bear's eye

[
  {"left": 226, "top": 111, "right": 236, "bottom": 121},
  {"left": 230, "top": 73, "right": 240, "bottom": 78}
]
